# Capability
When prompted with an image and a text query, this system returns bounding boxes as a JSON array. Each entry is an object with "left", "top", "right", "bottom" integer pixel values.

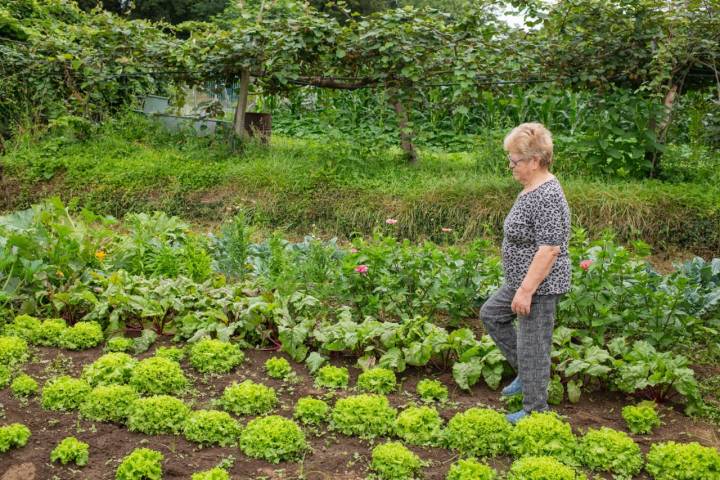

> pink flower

[
  {"left": 355, "top": 265, "right": 369, "bottom": 274},
  {"left": 580, "top": 259, "right": 593, "bottom": 271},
  {"left": 350, "top": 248, "right": 358, "bottom": 254},
  {"left": 441, "top": 227, "right": 453, "bottom": 233},
  {"left": 385, "top": 218, "right": 398, "bottom": 225}
]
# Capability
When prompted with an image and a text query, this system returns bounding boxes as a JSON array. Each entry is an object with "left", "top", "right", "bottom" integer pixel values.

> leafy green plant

[
  {"left": 446, "top": 458, "right": 497, "bottom": 480},
  {"left": 394, "top": 406, "right": 444, "bottom": 447},
  {"left": 330, "top": 394, "right": 397, "bottom": 439},
  {"left": 621, "top": 401, "right": 661, "bottom": 434},
  {"left": 357, "top": 368, "right": 397, "bottom": 394},
  {"left": 0, "top": 423, "right": 30, "bottom": 453},
  {"left": 155, "top": 346, "right": 185, "bottom": 362},
  {"left": 444, "top": 408, "right": 510, "bottom": 457},
  {"left": 42, "top": 376, "right": 92, "bottom": 411},
  {"left": 416, "top": 379, "right": 448, "bottom": 402},
  {"left": 127, "top": 395, "right": 190, "bottom": 435},
  {"left": 239, "top": 415, "right": 307, "bottom": 463},
  {"left": 183, "top": 410, "right": 242, "bottom": 447},
  {"left": 370, "top": 442, "right": 424, "bottom": 480},
  {"left": 314, "top": 365, "right": 350, "bottom": 389},
  {"left": 105, "top": 337, "right": 135, "bottom": 353},
  {"left": 129, "top": 357, "right": 188, "bottom": 395},
  {"left": 0, "top": 365, "right": 10, "bottom": 389},
  {"left": 507, "top": 456, "right": 587, "bottom": 480},
  {"left": 217, "top": 380, "right": 277, "bottom": 416},
  {"left": 577, "top": 427, "right": 643, "bottom": 478},
  {"left": 0, "top": 336, "right": 29, "bottom": 368},
  {"left": 191, "top": 468, "right": 231, "bottom": 480},
  {"left": 59, "top": 321, "right": 104, "bottom": 350},
  {"left": 10, "top": 373, "right": 38, "bottom": 398},
  {"left": 646, "top": 441, "right": 720, "bottom": 480},
  {"left": 82, "top": 352, "right": 138, "bottom": 387},
  {"left": 116, "top": 448, "right": 164, "bottom": 480},
  {"left": 4, "top": 315, "right": 41, "bottom": 343},
  {"left": 189, "top": 338, "right": 244, "bottom": 374},
  {"left": 508, "top": 412, "right": 576, "bottom": 464},
  {"left": 50, "top": 436, "right": 89, "bottom": 467},
  {"left": 265, "top": 356, "right": 293, "bottom": 379},
  {"left": 293, "top": 397, "right": 330, "bottom": 425},
  {"left": 80, "top": 385, "right": 139, "bottom": 423}
]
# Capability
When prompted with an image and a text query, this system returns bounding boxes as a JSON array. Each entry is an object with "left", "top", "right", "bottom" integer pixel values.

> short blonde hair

[{"left": 503, "top": 122, "right": 553, "bottom": 168}]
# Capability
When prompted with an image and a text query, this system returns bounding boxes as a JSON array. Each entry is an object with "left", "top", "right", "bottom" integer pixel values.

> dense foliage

[
  {"left": 115, "top": 448, "right": 164, "bottom": 480},
  {"left": 217, "top": 380, "right": 277, "bottom": 416},
  {"left": 80, "top": 384, "right": 139, "bottom": 423},
  {"left": 41, "top": 376, "right": 92, "bottom": 411},
  {"left": 238, "top": 415, "right": 307, "bottom": 463},
  {"left": 330, "top": 394, "right": 397, "bottom": 439},
  {"left": 370, "top": 442, "right": 424, "bottom": 480},
  {"left": 127, "top": 395, "right": 191, "bottom": 435},
  {"left": 444, "top": 407, "right": 510, "bottom": 457}
]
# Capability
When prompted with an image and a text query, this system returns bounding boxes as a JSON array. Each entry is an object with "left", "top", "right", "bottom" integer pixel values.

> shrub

[
  {"left": 445, "top": 408, "right": 511, "bottom": 457},
  {"left": 646, "top": 441, "right": 720, "bottom": 480},
  {"left": 0, "top": 365, "right": 10, "bottom": 389},
  {"left": 183, "top": 410, "right": 242, "bottom": 447},
  {"left": 265, "top": 357, "right": 292, "bottom": 379},
  {"left": 508, "top": 412, "right": 576, "bottom": 463},
  {"left": 37, "top": 318, "right": 68, "bottom": 347},
  {"left": 4, "top": 315, "right": 41, "bottom": 343},
  {"left": 416, "top": 379, "right": 448, "bottom": 402},
  {"left": 82, "top": 352, "right": 137, "bottom": 387},
  {"left": 191, "top": 468, "right": 231, "bottom": 480},
  {"left": 239, "top": 415, "right": 307, "bottom": 463},
  {"left": 218, "top": 380, "right": 277, "bottom": 416},
  {"left": 50, "top": 436, "right": 89, "bottom": 466},
  {"left": 59, "top": 321, "right": 104, "bottom": 350},
  {"left": 42, "top": 376, "right": 92, "bottom": 411},
  {"left": 116, "top": 448, "right": 164, "bottom": 480},
  {"left": 155, "top": 346, "right": 185, "bottom": 362},
  {"left": 130, "top": 356, "right": 188, "bottom": 395},
  {"left": 11, "top": 374, "right": 38, "bottom": 398},
  {"left": 622, "top": 401, "right": 661, "bottom": 434},
  {"left": 357, "top": 368, "right": 397, "bottom": 394},
  {"left": 0, "top": 336, "right": 29, "bottom": 368},
  {"left": 577, "top": 427, "right": 643, "bottom": 478},
  {"left": 80, "top": 385, "right": 139, "bottom": 423},
  {"left": 507, "top": 456, "right": 587, "bottom": 480},
  {"left": 446, "top": 458, "right": 497, "bottom": 480},
  {"left": 105, "top": 336, "right": 134, "bottom": 353},
  {"left": 294, "top": 397, "right": 330, "bottom": 425},
  {"left": 127, "top": 395, "right": 190, "bottom": 435},
  {"left": 0, "top": 423, "right": 31, "bottom": 453},
  {"left": 394, "top": 406, "right": 444, "bottom": 446},
  {"left": 330, "top": 394, "right": 397, "bottom": 439},
  {"left": 314, "top": 365, "right": 350, "bottom": 389},
  {"left": 370, "top": 442, "right": 424, "bottom": 480},
  {"left": 189, "top": 338, "right": 244, "bottom": 374}
]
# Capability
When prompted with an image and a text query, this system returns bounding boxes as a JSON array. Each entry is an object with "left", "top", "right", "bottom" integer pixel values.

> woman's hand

[{"left": 511, "top": 286, "right": 533, "bottom": 317}]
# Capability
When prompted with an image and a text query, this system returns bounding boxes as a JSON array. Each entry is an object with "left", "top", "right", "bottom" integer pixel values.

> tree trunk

[
  {"left": 648, "top": 83, "right": 678, "bottom": 178},
  {"left": 391, "top": 97, "right": 418, "bottom": 164},
  {"left": 233, "top": 68, "right": 251, "bottom": 140}
]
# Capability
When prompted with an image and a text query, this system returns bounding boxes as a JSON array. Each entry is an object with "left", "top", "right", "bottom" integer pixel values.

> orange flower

[{"left": 95, "top": 250, "right": 106, "bottom": 262}]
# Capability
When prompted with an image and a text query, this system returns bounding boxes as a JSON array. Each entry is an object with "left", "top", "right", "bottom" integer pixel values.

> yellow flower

[{"left": 95, "top": 250, "right": 106, "bottom": 262}]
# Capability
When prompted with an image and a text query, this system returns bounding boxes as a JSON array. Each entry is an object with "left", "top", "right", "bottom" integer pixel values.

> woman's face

[{"left": 506, "top": 151, "right": 538, "bottom": 184}]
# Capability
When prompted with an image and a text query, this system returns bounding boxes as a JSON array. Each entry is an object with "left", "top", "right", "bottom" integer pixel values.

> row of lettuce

[{"left": 0, "top": 199, "right": 718, "bottom": 414}]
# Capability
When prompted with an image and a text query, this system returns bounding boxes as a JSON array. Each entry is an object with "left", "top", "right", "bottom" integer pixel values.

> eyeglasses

[{"left": 507, "top": 153, "right": 524, "bottom": 168}]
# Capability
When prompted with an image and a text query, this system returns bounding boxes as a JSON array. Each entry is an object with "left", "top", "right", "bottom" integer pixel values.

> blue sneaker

[
  {"left": 501, "top": 376, "right": 522, "bottom": 396},
  {"left": 506, "top": 409, "right": 529, "bottom": 425}
]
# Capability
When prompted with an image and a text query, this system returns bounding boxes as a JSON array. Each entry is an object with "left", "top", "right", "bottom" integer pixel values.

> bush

[
  {"left": 0, "top": 336, "right": 29, "bottom": 368},
  {"left": 116, "top": 448, "right": 164, "bottom": 480},
  {"left": 577, "top": 427, "right": 643, "bottom": 478},
  {"left": 130, "top": 356, "right": 188, "bottom": 395},
  {"left": 36, "top": 318, "right": 68, "bottom": 347},
  {"left": 0, "top": 423, "right": 31, "bottom": 453},
  {"left": 314, "top": 365, "right": 350, "bottom": 389},
  {"left": 239, "top": 415, "right": 307, "bottom": 463},
  {"left": 394, "top": 406, "right": 444, "bottom": 446},
  {"left": 370, "top": 442, "right": 424, "bottom": 480},
  {"left": 189, "top": 338, "right": 244, "bottom": 374},
  {"left": 4, "top": 315, "right": 41, "bottom": 343},
  {"left": 622, "top": 401, "right": 661, "bottom": 434},
  {"left": 265, "top": 356, "right": 292, "bottom": 379},
  {"left": 0, "top": 365, "right": 10, "bottom": 389},
  {"left": 11, "top": 374, "right": 38, "bottom": 398},
  {"left": 446, "top": 458, "right": 497, "bottom": 480},
  {"left": 218, "top": 380, "right": 277, "bottom": 416},
  {"left": 42, "top": 376, "right": 92, "bottom": 411},
  {"left": 80, "top": 385, "right": 139, "bottom": 423},
  {"left": 191, "top": 468, "right": 231, "bottom": 480},
  {"left": 507, "top": 456, "right": 587, "bottom": 480},
  {"left": 646, "top": 441, "right": 720, "bottom": 480},
  {"left": 294, "top": 397, "right": 330, "bottom": 425},
  {"left": 82, "top": 352, "right": 137, "bottom": 387},
  {"left": 416, "top": 379, "right": 448, "bottom": 402},
  {"left": 183, "top": 410, "right": 242, "bottom": 447},
  {"left": 105, "top": 336, "right": 134, "bottom": 353},
  {"left": 50, "top": 436, "right": 89, "bottom": 467},
  {"left": 330, "top": 394, "right": 397, "bottom": 439},
  {"left": 59, "top": 321, "right": 104, "bottom": 350},
  {"left": 357, "top": 368, "right": 397, "bottom": 394},
  {"left": 508, "top": 412, "right": 576, "bottom": 463},
  {"left": 127, "top": 395, "right": 190, "bottom": 435},
  {"left": 155, "top": 346, "right": 185, "bottom": 362},
  {"left": 445, "top": 408, "right": 510, "bottom": 457}
]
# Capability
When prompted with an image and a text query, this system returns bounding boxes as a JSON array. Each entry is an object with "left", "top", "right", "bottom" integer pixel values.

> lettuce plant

[
  {"left": 0, "top": 365, "right": 10, "bottom": 389},
  {"left": 446, "top": 459, "right": 497, "bottom": 480},
  {"left": 127, "top": 395, "right": 190, "bottom": 435},
  {"left": 37, "top": 318, "right": 68, "bottom": 347},
  {"left": 130, "top": 356, "right": 188, "bottom": 395},
  {"left": 265, "top": 356, "right": 292, "bottom": 379},
  {"left": 507, "top": 456, "right": 587, "bottom": 480},
  {"left": 0, "top": 423, "right": 30, "bottom": 453},
  {"left": 105, "top": 336, "right": 135, "bottom": 353},
  {"left": 293, "top": 397, "right": 330, "bottom": 425},
  {"left": 42, "top": 376, "right": 92, "bottom": 411},
  {"left": 330, "top": 394, "right": 397, "bottom": 439},
  {"left": 116, "top": 448, "right": 164, "bottom": 480},
  {"left": 357, "top": 368, "right": 397, "bottom": 394},
  {"left": 50, "top": 436, "right": 89, "bottom": 466},
  {"left": 59, "top": 321, "right": 104, "bottom": 350},
  {"left": 80, "top": 384, "right": 139, "bottom": 423},
  {"left": 11, "top": 373, "right": 38, "bottom": 398},
  {"left": 239, "top": 415, "right": 307, "bottom": 463},
  {"left": 646, "top": 441, "right": 720, "bottom": 480},
  {"left": 0, "top": 336, "right": 29, "bottom": 368},
  {"left": 183, "top": 410, "right": 242, "bottom": 447},
  {"left": 4, "top": 315, "right": 41, "bottom": 342},
  {"left": 621, "top": 401, "right": 661, "bottom": 434},
  {"left": 314, "top": 365, "right": 349, "bottom": 389},
  {"left": 416, "top": 379, "right": 448, "bottom": 402},
  {"left": 508, "top": 412, "right": 576, "bottom": 463},
  {"left": 155, "top": 346, "right": 185, "bottom": 362},
  {"left": 577, "top": 427, "right": 643, "bottom": 478},
  {"left": 217, "top": 380, "right": 277, "bottom": 416},
  {"left": 82, "top": 352, "right": 137, "bottom": 387},
  {"left": 445, "top": 408, "right": 510, "bottom": 457},
  {"left": 191, "top": 468, "right": 230, "bottom": 480},
  {"left": 394, "top": 406, "right": 444, "bottom": 446},
  {"left": 370, "top": 442, "right": 424, "bottom": 480},
  {"left": 189, "top": 338, "right": 244, "bottom": 374}
]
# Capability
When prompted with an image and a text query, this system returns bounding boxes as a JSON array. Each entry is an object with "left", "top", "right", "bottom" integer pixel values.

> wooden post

[{"left": 233, "top": 68, "right": 251, "bottom": 140}]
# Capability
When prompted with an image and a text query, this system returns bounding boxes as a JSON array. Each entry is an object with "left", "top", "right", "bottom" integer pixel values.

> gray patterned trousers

[{"left": 480, "top": 284, "right": 561, "bottom": 412}]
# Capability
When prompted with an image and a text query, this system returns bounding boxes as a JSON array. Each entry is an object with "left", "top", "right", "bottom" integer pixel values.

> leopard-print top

[{"left": 501, "top": 177, "right": 571, "bottom": 295}]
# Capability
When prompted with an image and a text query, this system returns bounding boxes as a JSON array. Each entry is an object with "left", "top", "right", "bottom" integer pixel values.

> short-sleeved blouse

[{"left": 501, "top": 177, "right": 571, "bottom": 295}]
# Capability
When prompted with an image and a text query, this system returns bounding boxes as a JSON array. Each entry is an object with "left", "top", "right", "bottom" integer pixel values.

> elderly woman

[{"left": 480, "top": 122, "right": 571, "bottom": 424}]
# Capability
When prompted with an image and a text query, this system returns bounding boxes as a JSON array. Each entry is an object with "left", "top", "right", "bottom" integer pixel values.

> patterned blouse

[{"left": 501, "top": 177, "right": 571, "bottom": 295}]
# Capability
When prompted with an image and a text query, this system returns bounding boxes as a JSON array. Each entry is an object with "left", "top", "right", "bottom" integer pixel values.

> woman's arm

[{"left": 511, "top": 245, "right": 560, "bottom": 316}]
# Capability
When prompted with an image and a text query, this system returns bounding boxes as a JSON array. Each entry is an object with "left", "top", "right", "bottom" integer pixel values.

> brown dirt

[{"left": 1, "top": 340, "right": 718, "bottom": 480}]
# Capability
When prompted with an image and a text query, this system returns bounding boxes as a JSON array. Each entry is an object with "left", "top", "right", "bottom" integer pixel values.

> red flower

[
  {"left": 355, "top": 265, "right": 369, "bottom": 274},
  {"left": 580, "top": 259, "right": 593, "bottom": 271}
]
